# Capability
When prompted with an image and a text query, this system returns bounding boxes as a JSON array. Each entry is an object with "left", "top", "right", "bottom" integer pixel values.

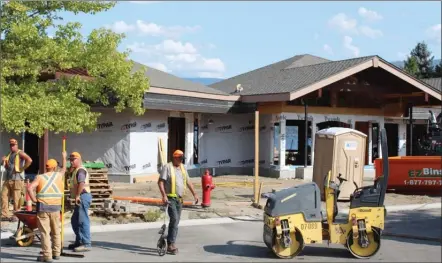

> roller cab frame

[{"left": 263, "top": 128, "right": 390, "bottom": 259}]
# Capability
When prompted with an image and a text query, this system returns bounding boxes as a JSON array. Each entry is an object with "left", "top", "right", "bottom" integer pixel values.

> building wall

[{"left": 196, "top": 113, "right": 272, "bottom": 175}]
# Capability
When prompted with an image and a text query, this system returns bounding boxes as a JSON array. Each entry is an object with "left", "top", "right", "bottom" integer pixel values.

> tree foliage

[
  {"left": 434, "top": 60, "right": 442, "bottom": 78},
  {"left": 408, "top": 42, "right": 435, "bottom": 79},
  {"left": 0, "top": 0, "right": 149, "bottom": 136},
  {"left": 403, "top": 55, "right": 419, "bottom": 78}
]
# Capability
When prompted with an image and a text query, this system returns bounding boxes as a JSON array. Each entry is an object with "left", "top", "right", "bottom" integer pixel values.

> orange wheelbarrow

[{"left": 11, "top": 211, "right": 61, "bottom": 247}]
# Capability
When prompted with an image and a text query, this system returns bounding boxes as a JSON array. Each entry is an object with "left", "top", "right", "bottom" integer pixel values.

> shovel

[{"left": 60, "top": 136, "right": 84, "bottom": 258}]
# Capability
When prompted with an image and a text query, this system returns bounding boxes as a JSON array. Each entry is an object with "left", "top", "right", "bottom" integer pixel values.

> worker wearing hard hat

[
  {"left": 158, "top": 149, "right": 199, "bottom": 255},
  {"left": 27, "top": 151, "right": 67, "bottom": 262},
  {"left": 1, "top": 138, "right": 33, "bottom": 222},
  {"left": 68, "top": 152, "right": 92, "bottom": 252}
]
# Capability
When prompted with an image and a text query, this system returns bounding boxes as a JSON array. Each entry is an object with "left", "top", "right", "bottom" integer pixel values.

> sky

[{"left": 58, "top": 0, "right": 442, "bottom": 79}]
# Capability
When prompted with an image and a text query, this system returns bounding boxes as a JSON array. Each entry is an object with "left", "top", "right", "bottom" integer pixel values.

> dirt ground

[{"left": 109, "top": 175, "right": 441, "bottom": 221}]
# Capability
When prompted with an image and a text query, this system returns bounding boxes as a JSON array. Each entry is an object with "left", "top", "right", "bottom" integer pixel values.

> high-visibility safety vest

[
  {"left": 5, "top": 150, "right": 24, "bottom": 176},
  {"left": 70, "top": 166, "right": 91, "bottom": 199},
  {"left": 167, "top": 162, "right": 187, "bottom": 198},
  {"left": 36, "top": 172, "right": 64, "bottom": 206}
]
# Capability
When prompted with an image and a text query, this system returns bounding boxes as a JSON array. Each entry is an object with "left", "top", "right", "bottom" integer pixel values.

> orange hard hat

[
  {"left": 173, "top": 150, "right": 184, "bottom": 157},
  {"left": 70, "top": 152, "right": 81, "bottom": 159},
  {"left": 46, "top": 159, "right": 58, "bottom": 169}
]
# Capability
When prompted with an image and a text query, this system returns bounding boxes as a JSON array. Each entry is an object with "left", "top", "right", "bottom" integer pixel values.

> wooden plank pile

[{"left": 64, "top": 167, "right": 113, "bottom": 211}]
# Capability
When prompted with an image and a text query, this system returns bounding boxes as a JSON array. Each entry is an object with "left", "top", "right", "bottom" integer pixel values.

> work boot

[
  {"left": 68, "top": 243, "right": 80, "bottom": 249},
  {"left": 74, "top": 245, "right": 91, "bottom": 252},
  {"left": 52, "top": 256, "right": 60, "bottom": 260},
  {"left": 167, "top": 243, "right": 178, "bottom": 255},
  {"left": 36, "top": 256, "right": 53, "bottom": 262}
]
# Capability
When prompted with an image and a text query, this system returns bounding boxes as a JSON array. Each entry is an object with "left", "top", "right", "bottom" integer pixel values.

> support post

[
  {"left": 408, "top": 104, "right": 413, "bottom": 156},
  {"left": 39, "top": 129, "right": 48, "bottom": 174},
  {"left": 304, "top": 101, "right": 308, "bottom": 168},
  {"left": 253, "top": 110, "right": 260, "bottom": 205}
]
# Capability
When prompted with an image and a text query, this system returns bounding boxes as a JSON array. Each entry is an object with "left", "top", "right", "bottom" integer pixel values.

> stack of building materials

[
  {"left": 94, "top": 200, "right": 152, "bottom": 219},
  {"left": 64, "top": 163, "right": 113, "bottom": 211}
]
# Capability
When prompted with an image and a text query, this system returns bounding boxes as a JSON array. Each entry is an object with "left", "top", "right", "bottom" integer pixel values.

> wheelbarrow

[{"left": 12, "top": 211, "right": 62, "bottom": 247}]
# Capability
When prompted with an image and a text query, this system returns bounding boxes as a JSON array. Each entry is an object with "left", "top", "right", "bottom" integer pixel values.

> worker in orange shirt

[
  {"left": 27, "top": 151, "right": 66, "bottom": 262},
  {"left": 1, "top": 138, "right": 32, "bottom": 222}
]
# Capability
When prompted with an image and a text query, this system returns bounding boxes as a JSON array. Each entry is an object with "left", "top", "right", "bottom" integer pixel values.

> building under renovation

[{"left": 1, "top": 55, "right": 441, "bottom": 182}]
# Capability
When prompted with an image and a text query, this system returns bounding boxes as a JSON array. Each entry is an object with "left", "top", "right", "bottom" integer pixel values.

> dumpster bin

[{"left": 313, "top": 127, "right": 367, "bottom": 201}]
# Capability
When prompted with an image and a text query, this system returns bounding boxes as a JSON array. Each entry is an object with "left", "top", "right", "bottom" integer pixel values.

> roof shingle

[
  {"left": 131, "top": 61, "right": 230, "bottom": 96},
  {"left": 210, "top": 55, "right": 375, "bottom": 95},
  {"left": 422, "top": 77, "right": 442, "bottom": 92}
]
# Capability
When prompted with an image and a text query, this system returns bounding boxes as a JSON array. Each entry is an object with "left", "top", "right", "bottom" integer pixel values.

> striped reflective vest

[
  {"left": 5, "top": 150, "right": 23, "bottom": 176},
  {"left": 70, "top": 166, "right": 91, "bottom": 199},
  {"left": 167, "top": 162, "right": 187, "bottom": 198},
  {"left": 36, "top": 172, "right": 63, "bottom": 205}
]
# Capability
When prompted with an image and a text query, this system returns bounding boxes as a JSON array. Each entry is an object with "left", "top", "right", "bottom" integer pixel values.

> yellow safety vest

[
  {"left": 36, "top": 172, "right": 63, "bottom": 205},
  {"left": 5, "top": 150, "right": 23, "bottom": 174},
  {"left": 167, "top": 162, "right": 187, "bottom": 198},
  {"left": 70, "top": 166, "right": 91, "bottom": 198}
]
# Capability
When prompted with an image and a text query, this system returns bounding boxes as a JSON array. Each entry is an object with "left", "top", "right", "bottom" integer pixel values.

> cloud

[
  {"left": 127, "top": 40, "right": 225, "bottom": 77},
  {"left": 358, "top": 7, "right": 383, "bottom": 22},
  {"left": 358, "top": 25, "right": 383, "bottom": 39},
  {"left": 328, "top": 13, "right": 358, "bottom": 34},
  {"left": 426, "top": 24, "right": 441, "bottom": 44},
  {"left": 323, "top": 44, "right": 333, "bottom": 55},
  {"left": 343, "top": 36, "right": 360, "bottom": 57},
  {"left": 106, "top": 20, "right": 201, "bottom": 38}
]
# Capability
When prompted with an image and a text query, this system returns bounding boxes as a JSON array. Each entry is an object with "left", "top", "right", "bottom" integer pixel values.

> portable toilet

[{"left": 313, "top": 127, "right": 367, "bottom": 201}]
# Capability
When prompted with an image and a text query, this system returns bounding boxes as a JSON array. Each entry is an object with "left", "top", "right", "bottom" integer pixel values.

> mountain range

[{"left": 184, "top": 59, "right": 441, "bottom": 85}]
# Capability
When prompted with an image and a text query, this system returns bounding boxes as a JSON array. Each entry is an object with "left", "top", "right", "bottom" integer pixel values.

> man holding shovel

[
  {"left": 1, "top": 138, "right": 32, "bottom": 222},
  {"left": 27, "top": 151, "right": 66, "bottom": 262},
  {"left": 68, "top": 152, "right": 92, "bottom": 252}
]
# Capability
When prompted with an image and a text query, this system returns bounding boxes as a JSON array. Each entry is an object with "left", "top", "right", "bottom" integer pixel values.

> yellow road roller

[{"left": 263, "top": 128, "right": 390, "bottom": 259}]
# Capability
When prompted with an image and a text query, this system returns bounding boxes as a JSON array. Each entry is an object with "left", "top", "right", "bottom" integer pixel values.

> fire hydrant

[{"left": 201, "top": 169, "right": 215, "bottom": 207}]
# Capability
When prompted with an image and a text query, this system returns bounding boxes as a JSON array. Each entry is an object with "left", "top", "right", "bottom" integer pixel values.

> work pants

[
  {"left": 167, "top": 197, "right": 182, "bottom": 244},
  {"left": 1, "top": 179, "right": 24, "bottom": 218},
  {"left": 37, "top": 211, "right": 62, "bottom": 260},
  {"left": 71, "top": 193, "right": 92, "bottom": 247}
]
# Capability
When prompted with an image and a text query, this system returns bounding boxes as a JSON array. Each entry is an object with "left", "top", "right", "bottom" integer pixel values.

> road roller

[{"left": 263, "top": 128, "right": 390, "bottom": 259}]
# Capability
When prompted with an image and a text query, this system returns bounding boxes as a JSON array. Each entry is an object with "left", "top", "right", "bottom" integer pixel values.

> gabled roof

[
  {"left": 131, "top": 61, "right": 230, "bottom": 96},
  {"left": 422, "top": 77, "right": 441, "bottom": 92},
  {"left": 210, "top": 55, "right": 374, "bottom": 95},
  {"left": 210, "top": 54, "right": 330, "bottom": 95}
]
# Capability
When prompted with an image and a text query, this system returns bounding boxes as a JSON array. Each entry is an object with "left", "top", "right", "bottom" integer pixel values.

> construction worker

[
  {"left": 27, "top": 152, "right": 66, "bottom": 262},
  {"left": 1, "top": 138, "right": 32, "bottom": 222},
  {"left": 158, "top": 149, "right": 199, "bottom": 254},
  {"left": 68, "top": 152, "right": 92, "bottom": 252}
]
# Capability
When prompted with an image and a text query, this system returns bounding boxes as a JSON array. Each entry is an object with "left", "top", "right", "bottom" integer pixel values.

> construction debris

[{"left": 94, "top": 200, "right": 153, "bottom": 218}]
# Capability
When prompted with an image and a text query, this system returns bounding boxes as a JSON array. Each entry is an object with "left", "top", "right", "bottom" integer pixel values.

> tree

[
  {"left": 0, "top": 0, "right": 149, "bottom": 137},
  {"left": 434, "top": 60, "right": 442, "bottom": 77},
  {"left": 409, "top": 41, "right": 434, "bottom": 78},
  {"left": 403, "top": 55, "right": 419, "bottom": 77}
]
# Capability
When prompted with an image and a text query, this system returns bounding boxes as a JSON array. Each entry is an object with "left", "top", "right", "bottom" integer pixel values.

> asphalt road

[{"left": 1, "top": 210, "right": 440, "bottom": 262}]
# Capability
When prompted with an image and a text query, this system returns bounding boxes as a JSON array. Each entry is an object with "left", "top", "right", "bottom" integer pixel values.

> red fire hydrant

[{"left": 201, "top": 169, "right": 215, "bottom": 207}]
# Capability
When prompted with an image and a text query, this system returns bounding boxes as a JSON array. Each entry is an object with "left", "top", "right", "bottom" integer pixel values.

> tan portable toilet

[{"left": 312, "top": 127, "right": 367, "bottom": 201}]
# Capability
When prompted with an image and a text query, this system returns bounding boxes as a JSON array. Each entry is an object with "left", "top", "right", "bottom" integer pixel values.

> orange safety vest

[
  {"left": 70, "top": 166, "right": 91, "bottom": 198},
  {"left": 5, "top": 150, "right": 23, "bottom": 173},
  {"left": 36, "top": 172, "right": 64, "bottom": 205}
]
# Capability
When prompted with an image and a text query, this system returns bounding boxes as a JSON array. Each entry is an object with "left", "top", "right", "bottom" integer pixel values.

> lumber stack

[{"left": 64, "top": 167, "right": 113, "bottom": 211}]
